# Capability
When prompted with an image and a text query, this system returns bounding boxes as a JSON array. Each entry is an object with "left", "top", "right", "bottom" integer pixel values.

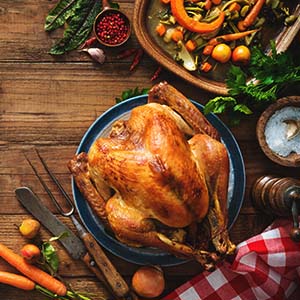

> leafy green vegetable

[
  {"left": 45, "top": 0, "right": 80, "bottom": 32},
  {"left": 115, "top": 87, "right": 150, "bottom": 103},
  {"left": 48, "top": 0, "right": 101, "bottom": 55},
  {"left": 204, "top": 41, "right": 300, "bottom": 124},
  {"left": 49, "top": 231, "right": 69, "bottom": 242},
  {"left": 40, "top": 232, "right": 69, "bottom": 275},
  {"left": 45, "top": 0, "right": 120, "bottom": 55},
  {"left": 41, "top": 242, "right": 59, "bottom": 275}
]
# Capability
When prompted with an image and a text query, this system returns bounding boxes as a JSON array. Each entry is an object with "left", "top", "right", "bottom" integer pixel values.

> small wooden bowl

[
  {"left": 93, "top": 8, "right": 131, "bottom": 48},
  {"left": 256, "top": 96, "right": 300, "bottom": 167}
]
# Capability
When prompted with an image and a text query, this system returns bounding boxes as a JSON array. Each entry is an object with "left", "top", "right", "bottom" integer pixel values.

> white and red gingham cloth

[{"left": 164, "top": 218, "right": 300, "bottom": 300}]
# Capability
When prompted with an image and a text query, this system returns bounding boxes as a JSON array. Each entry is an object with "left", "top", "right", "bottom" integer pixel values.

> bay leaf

[{"left": 49, "top": 0, "right": 101, "bottom": 55}]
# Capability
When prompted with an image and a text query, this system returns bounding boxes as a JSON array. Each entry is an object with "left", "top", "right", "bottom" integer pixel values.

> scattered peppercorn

[{"left": 95, "top": 12, "right": 130, "bottom": 46}]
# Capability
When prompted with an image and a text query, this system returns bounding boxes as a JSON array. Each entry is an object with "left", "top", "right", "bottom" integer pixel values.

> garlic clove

[
  {"left": 283, "top": 119, "right": 300, "bottom": 140},
  {"left": 82, "top": 48, "right": 106, "bottom": 64}
]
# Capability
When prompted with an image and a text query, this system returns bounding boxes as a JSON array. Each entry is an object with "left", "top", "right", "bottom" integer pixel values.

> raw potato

[
  {"left": 20, "top": 244, "right": 41, "bottom": 263},
  {"left": 131, "top": 266, "right": 165, "bottom": 298},
  {"left": 19, "top": 219, "right": 41, "bottom": 239}
]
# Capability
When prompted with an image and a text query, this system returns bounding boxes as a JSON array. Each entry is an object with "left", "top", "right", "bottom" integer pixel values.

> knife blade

[
  {"left": 15, "top": 186, "right": 131, "bottom": 299},
  {"left": 15, "top": 186, "right": 86, "bottom": 259}
]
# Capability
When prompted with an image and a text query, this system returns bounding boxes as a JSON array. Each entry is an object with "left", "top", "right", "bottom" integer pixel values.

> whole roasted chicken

[{"left": 69, "top": 82, "right": 235, "bottom": 270}]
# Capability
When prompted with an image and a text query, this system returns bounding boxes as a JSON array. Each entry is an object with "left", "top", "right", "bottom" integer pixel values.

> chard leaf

[
  {"left": 49, "top": 0, "right": 101, "bottom": 55},
  {"left": 45, "top": 0, "right": 79, "bottom": 32}
]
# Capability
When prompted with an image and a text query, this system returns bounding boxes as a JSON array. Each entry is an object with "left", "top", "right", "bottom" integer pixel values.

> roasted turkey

[{"left": 69, "top": 82, "right": 236, "bottom": 270}]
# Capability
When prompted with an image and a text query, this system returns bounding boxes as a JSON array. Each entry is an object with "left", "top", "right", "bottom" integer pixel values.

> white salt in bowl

[{"left": 256, "top": 96, "right": 300, "bottom": 167}]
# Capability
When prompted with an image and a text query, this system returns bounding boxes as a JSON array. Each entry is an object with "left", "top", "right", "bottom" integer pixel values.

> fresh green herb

[
  {"left": 204, "top": 40, "right": 300, "bottom": 124},
  {"left": 203, "top": 96, "right": 252, "bottom": 115},
  {"left": 49, "top": 231, "right": 69, "bottom": 242},
  {"left": 40, "top": 232, "right": 69, "bottom": 275},
  {"left": 41, "top": 242, "right": 59, "bottom": 275},
  {"left": 115, "top": 87, "right": 150, "bottom": 103}
]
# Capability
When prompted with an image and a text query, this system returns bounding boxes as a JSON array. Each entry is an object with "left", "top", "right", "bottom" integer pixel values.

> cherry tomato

[
  {"left": 232, "top": 45, "right": 251, "bottom": 65},
  {"left": 211, "top": 43, "right": 232, "bottom": 63}
]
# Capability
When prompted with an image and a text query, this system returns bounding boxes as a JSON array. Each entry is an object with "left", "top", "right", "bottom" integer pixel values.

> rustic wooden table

[{"left": 0, "top": 1, "right": 299, "bottom": 299}]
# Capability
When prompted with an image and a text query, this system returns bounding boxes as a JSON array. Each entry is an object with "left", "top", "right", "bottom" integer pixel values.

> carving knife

[{"left": 15, "top": 186, "right": 131, "bottom": 299}]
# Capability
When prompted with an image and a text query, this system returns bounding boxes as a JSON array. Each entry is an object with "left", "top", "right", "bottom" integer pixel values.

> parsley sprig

[
  {"left": 115, "top": 87, "right": 149, "bottom": 103},
  {"left": 204, "top": 41, "right": 300, "bottom": 125}
]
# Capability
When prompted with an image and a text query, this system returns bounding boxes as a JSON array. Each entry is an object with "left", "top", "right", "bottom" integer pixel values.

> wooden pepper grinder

[{"left": 252, "top": 175, "right": 300, "bottom": 242}]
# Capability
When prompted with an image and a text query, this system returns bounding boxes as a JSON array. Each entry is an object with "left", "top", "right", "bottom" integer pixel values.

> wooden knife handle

[
  {"left": 81, "top": 232, "right": 130, "bottom": 298},
  {"left": 82, "top": 252, "right": 106, "bottom": 282}
]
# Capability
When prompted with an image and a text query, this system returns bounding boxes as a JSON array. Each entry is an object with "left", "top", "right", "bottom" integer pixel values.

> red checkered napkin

[{"left": 164, "top": 218, "right": 300, "bottom": 300}]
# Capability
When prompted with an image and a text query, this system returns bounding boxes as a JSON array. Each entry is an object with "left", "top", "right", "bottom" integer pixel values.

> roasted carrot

[
  {"left": 202, "top": 29, "right": 258, "bottom": 56},
  {"left": 0, "top": 243, "right": 67, "bottom": 296},
  {"left": 202, "top": 44, "right": 215, "bottom": 55},
  {"left": 0, "top": 271, "right": 35, "bottom": 291},
  {"left": 212, "top": 0, "right": 222, "bottom": 4},
  {"left": 156, "top": 23, "right": 167, "bottom": 36},
  {"left": 228, "top": 2, "right": 241, "bottom": 12},
  {"left": 204, "top": 0, "right": 212, "bottom": 10},
  {"left": 238, "top": 0, "right": 266, "bottom": 31},
  {"left": 185, "top": 39, "right": 197, "bottom": 52},
  {"left": 171, "top": 29, "right": 184, "bottom": 42},
  {"left": 207, "top": 29, "right": 259, "bottom": 46},
  {"left": 200, "top": 62, "right": 213, "bottom": 72}
]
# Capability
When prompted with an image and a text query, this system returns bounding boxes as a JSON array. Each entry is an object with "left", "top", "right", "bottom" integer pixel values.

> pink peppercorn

[{"left": 96, "top": 11, "right": 130, "bottom": 46}]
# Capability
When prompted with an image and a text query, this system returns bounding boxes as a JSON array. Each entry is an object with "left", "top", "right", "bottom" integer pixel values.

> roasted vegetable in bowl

[{"left": 148, "top": 0, "right": 298, "bottom": 76}]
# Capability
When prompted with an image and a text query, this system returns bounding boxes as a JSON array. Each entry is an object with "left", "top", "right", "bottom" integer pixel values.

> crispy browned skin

[
  {"left": 68, "top": 82, "right": 235, "bottom": 270},
  {"left": 148, "top": 81, "right": 220, "bottom": 140}
]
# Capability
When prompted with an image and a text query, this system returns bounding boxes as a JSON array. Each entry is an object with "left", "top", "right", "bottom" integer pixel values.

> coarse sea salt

[{"left": 265, "top": 106, "right": 300, "bottom": 157}]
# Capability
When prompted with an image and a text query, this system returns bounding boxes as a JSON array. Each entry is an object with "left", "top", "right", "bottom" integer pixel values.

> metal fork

[
  {"left": 24, "top": 149, "right": 134, "bottom": 300},
  {"left": 24, "top": 150, "right": 83, "bottom": 232}
]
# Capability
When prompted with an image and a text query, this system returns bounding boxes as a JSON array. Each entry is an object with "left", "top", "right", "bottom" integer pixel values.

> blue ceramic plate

[{"left": 72, "top": 95, "right": 245, "bottom": 266}]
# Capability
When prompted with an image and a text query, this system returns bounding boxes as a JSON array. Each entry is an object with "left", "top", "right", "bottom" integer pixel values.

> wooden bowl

[
  {"left": 133, "top": 0, "right": 228, "bottom": 95},
  {"left": 256, "top": 96, "right": 300, "bottom": 167}
]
